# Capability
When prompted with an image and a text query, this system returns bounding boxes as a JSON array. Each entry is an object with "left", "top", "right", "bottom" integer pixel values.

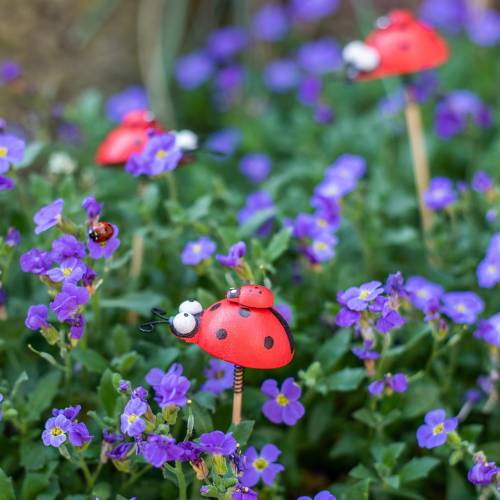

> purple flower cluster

[
  {"left": 368, "top": 373, "right": 408, "bottom": 397},
  {"left": 125, "top": 132, "right": 182, "bottom": 176},
  {"left": 146, "top": 364, "right": 191, "bottom": 408},
  {"left": 0, "top": 133, "right": 25, "bottom": 190},
  {"left": 477, "top": 234, "right": 500, "bottom": 288},
  {"left": 261, "top": 377, "right": 305, "bottom": 426},
  {"left": 416, "top": 409, "right": 458, "bottom": 449},
  {"left": 298, "top": 492, "right": 336, "bottom": 500},
  {"left": 42, "top": 405, "right": 92, "bottom": 448}
]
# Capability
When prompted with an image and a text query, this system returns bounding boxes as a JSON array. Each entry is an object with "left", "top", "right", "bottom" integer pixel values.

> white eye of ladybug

[
  {"left": 179, "top": 300, "right": 203, "bottom": 315},
  {"left": 172, "top": 312, "right": 197, "bottom": 336},
  {"left": 174, "top": 130, "right": 198, "bottom": 152},
  {"left": 342, "top": 41, "right": 380, "bottom": 72}
]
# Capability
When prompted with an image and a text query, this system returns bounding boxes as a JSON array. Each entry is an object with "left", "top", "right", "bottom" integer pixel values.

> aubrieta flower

[
  {"left": 5, "top": 227, "right": 21, "bottom": 247},
  {"left": 142, "top": 435, "right": 183, "bottom": 467},
  {"left": 181, "top": 236, "right": 216, "bottom": 266},
  {"left": 424, "top": 177, "right": 457, "bottom": 211},
  {"left": 467, "top": 457, "right": 500, "bottom": 486},
  {"left": 368, "top": 373, "right": 408, "bottom": 397},
  {"left": 419, "top": 0, "right": 467, "bottom": 34},
  {"left": 120, "top": 397, "right": 147, "bottom": 437},
  {"left": 103, "top": 429, "right": 124, "bottom": 444},
  {"left": 405, "top": 275, "right": 444, "bottom": 310},
  {"left": 50, "top": 283, "right": 89, "bottom": 321},
  {"left": 25, "top": 304, "right": 49, "bottom": 331},
  {"left": 51, "top": 234, "right": 86, "bottom": 261},
  {"left": 69, "top": 422, "right": 93, "bottom": 447},
  {"left": 47, "top": 257, "right": 86, "bottom": 284},
  {"left": 441, "top": 291, "right": 484, "bottom": 325},
  {"left": 87, "top": 224, "right": 120, "bottom": 259},
  {"left": 216, "top": 241, "right": 246, "bottom": 268},
  {"left": 206, "top": 128, "right": 241, "bottom": 158},
  {"left": 241, "top": 444, "right": 284, "bottom": 487},
  {"left": 0, "top": 393, "right": 3, "bottom": 421},
  {"left": 296, "top": 38, "right": 342, "bottom": 75},
  {"left": 466, "top": 9, "right": 500, "bottom": 47},
  {"left": 239, "top": 153, "right": 272, "bottom": 183},
  {"left": 298, "top": 492, "right": 336, "bottom": 500},
  {"left": 352, "top": 341, "right": 380, "bottom": 361},
  {"left": 105, "top": 85, "right": 149, "bottom": 122},
  {"left": 20, "top": 248, "right": 54, "bottom": 275},
  {"left": 306, "top": 232, "right": 338, "bottom": 263},
  {"left": 42, "top": 408, "right": 92, "bottom": 448},
  {"left": 207, "top": 26, "right": 248, "bottom": 62},
  {"left": 434, "top": 91, "right": 492, "bottom": 140},
  {"left": 68, "top": 314, "right": 85, "bottom": 340},
  {"left": 263, "top": 59, "right": 300, "bottom": 93},
  {"left": 339, "top": 281, "right": 384, "bottom": 312},
  {"left": 290, "top": 0, "right": 339, "bottom": 21},
  {"left": 33, "top": 199, "right": 64, "bottom": 234},
  {"left": 107, "top": 442, "right": 134, "bottom": 461},
  {"left": 417, "top": 409, "right": 458, "bottom": 449},
  {"left": 252, "top": 3, "right": 289, "bottom": 41},
  {"left": 201, "top": 359, "right": 234, "bottom": 395},
  {"left": 472, "top": 171, "right": 493, "bottom": 193},
  {"left": 199, "top": 431, "right": 237, "bottom": 456},
  {"left": 298, "top": 76, "right": 322, "bottom": 106},
  {"left": 474, "top": 314, "right": 500, "bottom": 347},
  {"left": 237, "top": 191, "right": 274, "bottom": 236},
  {"left": 82, "top": 196, "right": 103, "bottom": 220},
  {"left": 175, "top": 51, "right": 214, "bottom": 90},
  {"left": 261, "top": 377, "right": 305, "bottom": 426},
  {"left": 0, "top": 60, "right": 21, "bottom": 83},
  {"left": 42, "top": 414, "right": 71, "bottom": 448},
  {"left": 477, "top": 234, "right": 500, "bottom": 289},
  {"left": 0, "top": 134, "right": 25, "bottom": 173},
  {"left": 146, "top": 364, "right": 190, "bottom": 408},
  {"left": 231, "top": 484, "right": 258, "bottom": 500},
  {"left": 0, "top": 175, "right": 15, "bottom": 190}
]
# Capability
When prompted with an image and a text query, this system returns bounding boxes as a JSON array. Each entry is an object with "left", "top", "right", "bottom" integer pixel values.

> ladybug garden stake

[
  {"left": 343, "top": 10, "right": 449, "bottom": 238},
  {"left": 140, "top": 284, "right": 294, "bottom": 424}
]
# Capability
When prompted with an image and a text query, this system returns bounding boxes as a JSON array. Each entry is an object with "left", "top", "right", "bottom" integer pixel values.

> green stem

[
  {"left": 78, "top": 455, "right": 93, "bottom": 490},
  {"left": 174, "top": 461, "right": 187, "bottom": 500},
  {"left": 123, "top": 465, "right": 152, "bottom": 490},
  {"left": 165, "top": 172, "right": 178, "bottom": 204}
]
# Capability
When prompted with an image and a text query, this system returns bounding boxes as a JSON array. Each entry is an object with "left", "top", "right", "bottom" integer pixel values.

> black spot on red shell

[
  {"left": 264, "top": 336, "right": 274, "bottom": 349},
  {"left": 239, "top": 308, "right": 250, "bottom": 318},
  {"left": 210, "top": 303, "right": 221, "bottom": 312},
  {"left": 216, "top": 328, "right": 227, "bottom": 340}
]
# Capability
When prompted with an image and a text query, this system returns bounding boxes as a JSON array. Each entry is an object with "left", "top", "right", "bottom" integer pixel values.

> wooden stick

[
  {"left": 127, "top": 233, "right": 145, "bottom": 324},
  {"left": 232, "top": 366, "right": 244, "bottom": 425},
  {"left": 404, "top": 89, "right": 433, "bottom": 235}
]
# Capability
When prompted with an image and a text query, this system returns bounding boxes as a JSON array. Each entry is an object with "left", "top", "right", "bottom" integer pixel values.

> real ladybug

[
  {"left": 88, "top": 221, "right": 114, "bottom": 243},
  {"left": 142, "top": 284, "right": 294, "bottom": 370}
]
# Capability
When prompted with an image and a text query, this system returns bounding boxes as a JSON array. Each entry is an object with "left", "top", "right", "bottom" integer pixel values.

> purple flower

[
  {"left": 434, "top": 91, "right": 492, "bottom": 140},
  {"left": 20, "top": 248, "right": 54, "bottom": 275},
  {"left": 472, "top": 171, "right": 493, "bottom": 193},
  {"left": 82, "top": 196, "right": 103, "bottom": 220},
  {"left": 352, "top": 341, "right": 380, "bottom": 361},
  {"left": 68, "top": 422, "right": 92, "bottom": 447},
  {"left": 291, "top": 0, "right": 339, "bottom": 21},
  {"left": 207, "top": 26, "right": 248, "bottom": 62},
  {"left": 105, "top": 85, "right": 149, "bottom": 122},
  {"left": 0, "top": 393, "right": 3, "bottom": 421},
  {"left": 199, "top": 431, "right": 237, "bottom": 456},
  {"left": 200, "top": 359, "right": 233, "bottom": 395},
  {"left": 216, "top": 241, "right": 246, "bottom": 268},
  {"left": 297, "top": 38, "right": 342, "bottom": 75},
  {"left": 466, "top": 9, "right": 500, "bottom": 47},
  {"left": 252, "top": 4, "right": 289, "bottom": 41},
  {"left": 68, "top": 314, "right": 85, "bottom": 340},
  {"left": 368, "top": 373, "right": 408, "bottom": 397},
  {"left": 176, "top": 441, "right": 202, "bottom": 462},
  {"left": 336, "top": 307, "right": 361, "bottom": 327},
  {"left": 175, "top": 51, "right": 214, "bottom": 90},
  {"left": 146, "top": 364, "right": 190, "bottom": 408},
  {"left": 142, "top": 435, "right": 182, "bottom": 467},
  {"left": 314, "top": 104, "right": 334, "bottom": 124},
  {"left": 87, "top": 224, "right": 120, "bottom": 259},
  {"left": 25, "top": 304, "right": 49, "bottom": 331},
  {"left": 103, "top": 429, "right": 124, "bottom": 444},
  {"left": 132, "top": 386, "right": 148, "bottom": 400},
  {"left": 47, "top": 257, "right": 86, "bottom": 284},
  {"left": 339, "top": 281, "right": 384, "bottom": 312},
  {"left": 50, "top": 235, "right": 86, "bottom": 262},
  {"left": 241, "top": 444, "right": 284, "bottom": 487},
  {"left": 0, "top": 134, "right": 25, "bottom": 173},
  {"left": 477, "top": 257, "right": 500, "bottom": 288},
  {"left": 237, "top": 191, "right": 274, "bottom": 236},
  {"left": 107, "top": 442, "right": 133, "bottom": 461},
  {"left": 5, "top": 227, "right": 20, "bottom": 247},
  {"left": 467, "top": 460, "right": 500, "bottom": 486},
  {"left": 33, "top": 199, "right": 64, "bottom": 234},
  {"left": 405, "top": 276, "right": 444, "bottom": 310},
  {"left": 239, "top": 153, "right": 272, "bottom": 183},
  {"left": 376, "top": 308, "right": 406, "bottom": 333},
  {"left": 416, "top": 409, "right": 458, "bottom": 449},
  {"left": 120, "top": 398, "right": 147, "bottom": 437},
  {"left": 50, "top": 283, "right": 89, "bottom": 321},
  {"left": 298, "top": 491, "right": 336, "bottom": 500},
  {"left": 181, "top": 237, "right": 216, "bottom": 266},
  {"left": 419, "top": 0, "right": 467, "bottom": 34},
  {"left": 261, "top": 377, "right": 305, "bottom": 426},
  {"left": 206, "top": 128, "right": 241, "bottom": 158},
  {"left": 263, "top": 59, "right": 300, "bottom": 93},
  {"left": 441, "top": 291, "right": 484, "bottom": 324},
  {"left": 0, "top": 60, "right": 21, "bottom": 83},
  {"left": 275, "top": 303, "right": 293, "bottom": 324},
  {"left": 306, "top": 232, "right": 337, "bottom": 263},
  {"left": 52, "top": 405, "right": 81, "bottom": 421},
  {"left": 42, "top": 414, "right": 71, "bottom": 448},
  {"left": 232, "top": 484, "right": 258, "bottom": 499},
  {"left": 424, "top": 177, "right": 457, "bottom": 211},
  {"left": 0, "top": 175, "right": 15, "bottom": 190},
  {"left": 298, "top": 76, "right": 322, "bottom": 106},
  {"left": 474, "top": 314, "right": 500, "bottom": 347}
]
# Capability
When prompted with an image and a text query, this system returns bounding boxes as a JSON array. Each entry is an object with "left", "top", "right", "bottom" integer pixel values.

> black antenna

[{"left": 139, "top": 308, "right": 171, "bottom": 334}]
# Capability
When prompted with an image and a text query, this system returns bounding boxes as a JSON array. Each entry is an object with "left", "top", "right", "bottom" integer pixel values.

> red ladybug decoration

[
  {"left": 88, "top": 221, "right": 114, "bottom": 243},
  {"left": 95, "top": 110, "right": 164, "bottom": 166},
  {"left": 142, "top": 285, "right": 294, "bottom": 370},
  {"left": 343, "top": 10, "right": 449, "bottom": 81}
]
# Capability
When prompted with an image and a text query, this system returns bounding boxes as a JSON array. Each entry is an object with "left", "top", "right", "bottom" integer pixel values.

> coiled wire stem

[{"left": 232, "top": 366, "right": 245, "bottom": 425}]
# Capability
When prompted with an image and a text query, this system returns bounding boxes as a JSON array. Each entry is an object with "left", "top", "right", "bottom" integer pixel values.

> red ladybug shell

[
  {"left": 358, "top": 10, "right": 448, "bottom": 81},
  {"left": 88, "top": 221, "right": 114, "bottom": 243},
  {"left": 227, "top": 284, "right": 275, "bottom": 309},
  {"left": 95, "top": 110, "right": 164, "bottom": 166}
]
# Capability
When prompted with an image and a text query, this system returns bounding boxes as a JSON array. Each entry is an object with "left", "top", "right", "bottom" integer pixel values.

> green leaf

[
  {"left": 20, "top": 471, "right": 50, "bottom": 500},
  {"left": 371, "top": 442, "right": 406, "bottom": 469},
  {"left": 349, "top": 464, "right": 377, "bottom": 481},
  {"left": 72, "top": 348, "right": 108, "bottom": 373},
  {"left": 315, "top": 330, "right": 352, "bottom": 370},
  {"left": 20, "top": 441, "right": 53, "bottom": 471},
  {"left": 0, "top": 467, "right": 15, "bottom": 500},
  {"left": 191, "top": 400, "right": 213, "bottom": 434},
  {"left": 111, "top": 351, "right": 139, "bottom": 373},
  {"left": 99, "top": 369, "right": 118, "bottom": 417},
  {"left": 227, "top": 420, "right": 254, "bottom": 447},
  {"left": 400, "top": 457, "right": 440, "bottom": 483},
  {"left": 352, "top": 408, "right": 379, "bottom": 429},
  {"left": 402, "top": 379, "right": 440, "bottom": 418},
  {"left": 238, "top": 208, "right": 275, "bottom": 238},
  {"left": 100, "top": 291, "right": 164, "bottom": 315},
  {"left": 337, "top": 479, "right": 370, "bottom": 500},
  {"left": 327, "top": 368, "right": 365, "bottom": 392},
  {"left": 196, "top": 288, "right": 217, "bottom": 308},
  {"left": 265, "top": 227, "right": 292, "bottom": 262},
  {"left": 27, "top": 371, "right": 61, "bottom": 422},
  {"left": 14, "top": 141, "right": 45, "bottom": 170}
]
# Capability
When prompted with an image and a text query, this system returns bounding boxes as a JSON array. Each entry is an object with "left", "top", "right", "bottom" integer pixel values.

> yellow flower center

[
  {"left": 215, "top": 370, "right": 225, "bottom": 380},
  {"left": 314, "top": 242, "right": 328, "bottom": 251},
  {"left": 128, "top": 414, "right": 137, "bottom": 424},
  {"left": 253, "top": 458, "right": 268, "bottom": 472},
  {"left": 0, "top": 146, "right": 7, "bottom": 158},
  {"left": 51, "top": 426, "right": 63, "bottom": 437},
  {"left": 416, "top": 290, "right": 428, "bottom": 298},
  {"left": 62, "top": 267, "right": 72, "bottom": 277},
  {"left": 432, "top": 423, "right": 444, "bottom": 435},
  {"left": 276, "top": 393, "right": 289, "bottom": 406},
  {"left": 156, "top": 149, "right": 167, "bottom": 159},
  {"left": 193, "top": 244, "right": 202, "bottom": 253},
  {"left": 487, "top": 264, "right": 497, "bottom": 274},
  {"left": 455, "top": 304, "right": 466, "bottom": 313},
  {"left": 359, "top": 290, "right": 370, "bottom": 299},
  {"left": 316, "top": 218, "right": 327, "bottom": 228}
]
